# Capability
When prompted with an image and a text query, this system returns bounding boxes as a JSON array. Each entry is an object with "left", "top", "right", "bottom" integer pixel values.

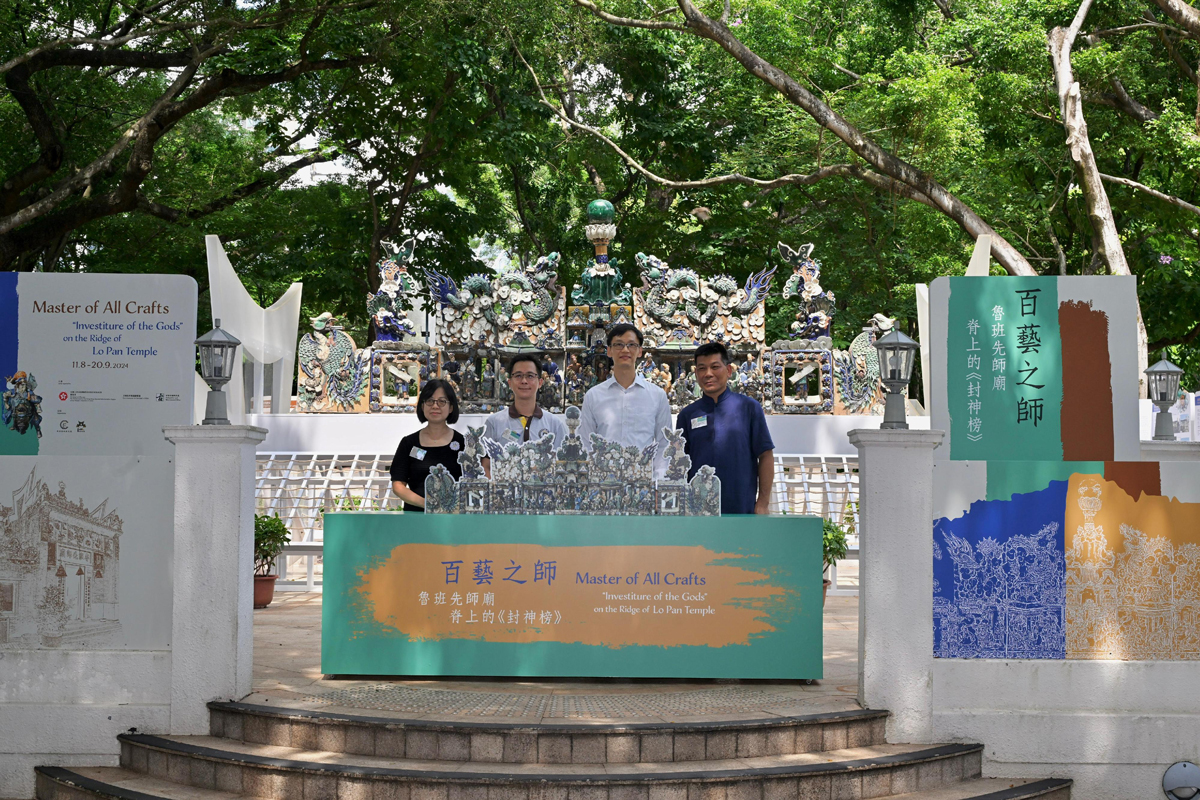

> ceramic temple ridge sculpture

[
  {"left": 296, "top": 199, "right": 896, "bottom": 417},
  {"left": 424, "top": 409, "right": 720, "bottom": 516}
]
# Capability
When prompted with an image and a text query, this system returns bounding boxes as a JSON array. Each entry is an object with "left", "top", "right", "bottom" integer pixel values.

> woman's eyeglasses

[{"left": 423, "top": 398, "right": 450, "bottom": 408}]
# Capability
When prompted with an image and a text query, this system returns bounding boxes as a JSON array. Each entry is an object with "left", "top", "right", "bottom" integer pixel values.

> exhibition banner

[
  {"left": 0, "top": 273, "right": 197, "bottom": 456},
  {"left": 0, "top": 273, "right": 196, "bottom": 650},
  {"left": 323, "top": 513, "right": 823, "bottom": 679},
  {"left": 930, "top": 276, "right": 1141, "bottom": 461}
]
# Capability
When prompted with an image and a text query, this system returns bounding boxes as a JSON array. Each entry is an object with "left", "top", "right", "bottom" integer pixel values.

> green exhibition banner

[
  {"left": 946, "top": 276, "right": 1064, "bottom": 461},
  {"left": 322, "top": 513, "right": 823, "bottom": 679}
]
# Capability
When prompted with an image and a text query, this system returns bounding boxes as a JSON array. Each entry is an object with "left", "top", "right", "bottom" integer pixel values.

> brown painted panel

[
  {"left": 1059, "top": 301, "right": 1114, "bottom": 460},
  {"left": 1103, "top": 461, "right": 1161, "bottom": 499}
]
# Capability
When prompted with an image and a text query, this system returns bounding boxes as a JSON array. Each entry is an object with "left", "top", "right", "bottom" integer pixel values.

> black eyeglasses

[{"left": 423, "top": 398, "right": 450, "bottom": 408}]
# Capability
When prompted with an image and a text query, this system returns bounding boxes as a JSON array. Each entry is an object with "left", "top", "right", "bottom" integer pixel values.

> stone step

[
  {"left": 35, "top": 767, "right": 1071, "bottom": 800},
  {"left": 891, "top": 779, "right": 1072, "bottom": 800},
  {"left": 36, "top": 766, "right": 241, "bottom": 799},
  {"left": 208, "top": 701, "right": 889, "bottom": 763},
  {"left": 117, "top": 732, "right": 984, "bottom": 799}
]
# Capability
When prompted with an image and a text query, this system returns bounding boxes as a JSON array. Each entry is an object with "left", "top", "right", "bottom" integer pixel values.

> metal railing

[{"left": 255, "top": 452, "right": 860, "bottom": 594}]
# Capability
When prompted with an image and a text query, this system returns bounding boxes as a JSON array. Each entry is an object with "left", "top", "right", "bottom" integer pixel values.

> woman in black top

[{"left": 390, "top": 379, "right": 465, "bottom": 512}]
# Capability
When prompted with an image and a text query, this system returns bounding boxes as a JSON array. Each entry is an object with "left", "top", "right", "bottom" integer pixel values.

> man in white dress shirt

[{"left": 578, "top": 324, "right": 672, "bottom": 463}]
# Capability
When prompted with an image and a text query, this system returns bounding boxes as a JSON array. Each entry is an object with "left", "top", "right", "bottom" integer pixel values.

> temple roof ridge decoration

[{"left": 296, "top": 200, "right": 897, "bottom": 417}]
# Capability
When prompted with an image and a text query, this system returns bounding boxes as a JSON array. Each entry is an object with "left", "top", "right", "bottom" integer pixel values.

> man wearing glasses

[
  {"left": 481, "top": 354, "right": 568, "bottom": 475},
  {"left": 578, "top": 324, "right": 671, "bottom": 469}
]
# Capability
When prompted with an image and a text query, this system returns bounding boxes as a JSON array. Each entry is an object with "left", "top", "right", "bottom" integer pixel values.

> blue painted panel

[{"left": 933, "top": 481, "right": 1067, "bottom": 659}]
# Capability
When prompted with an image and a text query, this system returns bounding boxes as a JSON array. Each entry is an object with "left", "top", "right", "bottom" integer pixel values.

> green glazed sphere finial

[{"left": 586, "top": 198, "right": 615, "bottom": 224}]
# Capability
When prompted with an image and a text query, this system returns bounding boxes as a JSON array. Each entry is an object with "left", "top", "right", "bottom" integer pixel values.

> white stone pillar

[
  {"left": 847, "top": 429, "right": 944, "bottom": 743},
  {"left": 164, "top": 425, "right": 267, "bottom": 734}
]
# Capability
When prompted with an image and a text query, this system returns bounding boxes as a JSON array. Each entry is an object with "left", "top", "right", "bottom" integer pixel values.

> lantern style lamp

[
  {"left": 1145, "top": 358, "right": 1184, "bottom": 441},
  {"left": 196, "top": 318, "right": 242, "bottom": 425},
  {"left": 874, "top": 329, "right": 919, "bottom": 429}
]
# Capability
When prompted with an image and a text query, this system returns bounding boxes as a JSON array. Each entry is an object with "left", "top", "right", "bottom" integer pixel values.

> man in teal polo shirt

[{"left": 677, "top": 342, "right": 775, "bottom": 514}]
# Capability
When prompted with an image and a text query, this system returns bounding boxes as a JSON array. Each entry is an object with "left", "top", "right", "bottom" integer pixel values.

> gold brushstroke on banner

[
  {"left": 354, "top": 544, "right": 789, "bottom": 649},
  {"left": 1065, "top": 474, "right": 1200, "bottom": 660}
]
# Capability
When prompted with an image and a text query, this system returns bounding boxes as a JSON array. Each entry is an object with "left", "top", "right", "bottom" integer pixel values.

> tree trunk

[{"left": 1049, "top": 1, "right": 1149, "bottom": 393}]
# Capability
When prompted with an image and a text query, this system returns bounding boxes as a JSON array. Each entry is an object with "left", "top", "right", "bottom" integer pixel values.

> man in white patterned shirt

[{"left": 578, "top": 324, "right": 672, "bottom": 469}]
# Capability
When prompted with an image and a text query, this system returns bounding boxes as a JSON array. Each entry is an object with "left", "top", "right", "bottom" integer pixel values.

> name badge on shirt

[
  {"left": 506, "top": 428, "right": 524, "bottom": 443},
  {"left": 691, "top": 414, "right": 708, "bottom": 429},
  {"left": 410, "top": 446, "right": 427, "bottom": 460}
]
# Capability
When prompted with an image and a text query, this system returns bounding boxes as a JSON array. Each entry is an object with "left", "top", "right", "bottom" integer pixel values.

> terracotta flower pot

[
  {"left": 254, "top": 574, "right": 278, "bottom": 609},
  {"left": 822, "top": 578, "right": 831, "bottom": 607}
]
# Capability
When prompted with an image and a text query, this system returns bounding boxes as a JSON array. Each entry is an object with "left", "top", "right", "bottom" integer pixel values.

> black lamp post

[
  {"left": 196, "top": 319, "right": 242, "bottom": 425},
  {"left": 874, "top": 329, "right": 919, "bottom": 430},
  {"left": 1145, "top": 358, "right": 1184, "bottom": 441}
]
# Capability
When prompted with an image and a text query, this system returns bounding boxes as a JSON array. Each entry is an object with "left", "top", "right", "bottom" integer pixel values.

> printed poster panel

[
  {"left": 0, "top": 456, "right": 175, "bottom": 650},
  {"left": 0, "top": 273, "right": 197, "bottom": 456},
  {"left": 323, "top": 514, "right": 822, "bottom": 679},
  {"left": 930, "top": 276, "right": 1140, "bottom": 461},
  {"left": 931, "top": 458, "right": 1200, "bottom": 661}
]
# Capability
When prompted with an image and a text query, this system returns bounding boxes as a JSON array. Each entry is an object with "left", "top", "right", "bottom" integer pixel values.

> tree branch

[
  {"left": 569, "top": 0, "right": 688, "bottom": 30},
  {"left": 0, "top": 20, "right": 204, "bottom": 76},
  {"left": 1149, "top": 0, "right": 1200, "bottom": 39},
  {"left": 1149, "top": 320, "right": 1200, "bottom": 350},
  {"left": 135, "top": 150, "right": 335, "bottom": 223},
  {"left": 1100, "top": 172, "right": 1200, "bottom": 216},
  {"left": 568, "top": 0, "right": 1034, "bottom": 275}
]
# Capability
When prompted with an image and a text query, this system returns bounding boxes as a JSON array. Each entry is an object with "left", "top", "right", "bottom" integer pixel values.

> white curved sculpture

[{"left": 205, "top": 235, "right": 302, "bottom": 421}]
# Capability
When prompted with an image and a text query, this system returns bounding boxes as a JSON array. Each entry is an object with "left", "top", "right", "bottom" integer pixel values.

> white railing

[
  {"left": 770, "top": 455, "right": 860, "bottom": 596},
  {"left": 255, "top": 452, "right": 860, "bottom": 594}
]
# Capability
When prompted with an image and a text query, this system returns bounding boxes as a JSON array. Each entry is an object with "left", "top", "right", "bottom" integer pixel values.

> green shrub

[
  {"left": 822, "top": 518, "right": 850, "bottom": 577},
  {"left": 254, "top": 514, "right": 291, "bottom": 576}
]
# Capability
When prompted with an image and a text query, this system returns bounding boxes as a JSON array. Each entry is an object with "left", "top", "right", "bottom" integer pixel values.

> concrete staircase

[{"left": 33, "top": 701, "right": 1072, "bottom": 800}]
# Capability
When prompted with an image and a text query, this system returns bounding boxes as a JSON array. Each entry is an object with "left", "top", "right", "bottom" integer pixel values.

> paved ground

[{"left": 249, "top": 592, "right": 860, "bottom": 724}]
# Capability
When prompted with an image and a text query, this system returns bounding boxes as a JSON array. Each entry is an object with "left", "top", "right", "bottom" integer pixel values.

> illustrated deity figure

[
  {"left": 638, "top": 353, "right": 657, "bottom": 379},
  {"left": 366, "top": 238, "right": 420, "bottom": 342},
  {"left": 651, "top": 364, "right": 672, "bottom": 393},
  {"left": 779, "top": 242, "right": 836, "bottom": 340},
  {"left": 480, "top": 359, "right": 496, "bottom": 399},
  {"left": 2, "top": 371, "right": 43, "bottom": 438},
  {"left": 672, "top": 367, "right": 695, "bottom": 407},
  {"left": 497, "top": 366, "right": 513, "bottom": 402}
]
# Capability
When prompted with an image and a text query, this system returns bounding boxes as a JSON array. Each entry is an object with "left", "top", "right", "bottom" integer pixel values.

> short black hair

[
  {"left": 606, "top": 323, "right": 643, "bottom": 346},
  {"left": 416, "top": 378, "right": 460, "bottom": 424},
  {"left": 694, "top": 342, "right": 730, "bottom": 365},
  {"left": 508, "top": 354, "right": 542, "bottom": 375}
]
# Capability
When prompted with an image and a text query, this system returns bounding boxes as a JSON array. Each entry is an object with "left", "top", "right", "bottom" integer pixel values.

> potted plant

[
  {"left": 822, "top": 518, "right": 850, "bottom": 607},
  {"left": 254, "top": 513, "right": 290, "bottom": 609}
]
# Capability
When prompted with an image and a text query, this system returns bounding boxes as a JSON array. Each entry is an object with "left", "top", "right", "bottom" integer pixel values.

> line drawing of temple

[
  {"left": 0, "top": 467, "right": 122, "bottom": 649},
  {"left": 1066, "top": 480, "right": 1200, "bottom": 660}
]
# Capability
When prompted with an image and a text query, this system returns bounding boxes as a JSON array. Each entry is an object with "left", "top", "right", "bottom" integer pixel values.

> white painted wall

[
  {"left": 0, "top": 427, "right": 263, "bottom": 797},
  {"left": 932, "top": 659, "right": 1200, "bottom": 799},
  {"left": 0, "top": 650, "right": 171, "bottom": 794},
  {"left": 248, "top": 411, "right": 930, "bottom": 456}
]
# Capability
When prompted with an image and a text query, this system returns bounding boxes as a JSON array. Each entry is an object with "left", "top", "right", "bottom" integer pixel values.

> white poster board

[{"left": 1, "top": 273, "right": 196, "bottom": 651}]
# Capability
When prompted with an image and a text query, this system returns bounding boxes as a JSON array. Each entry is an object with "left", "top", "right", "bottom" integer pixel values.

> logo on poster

[
  {"left": 58, "top": 392, "right": 68, "bottom": 401},
  {"left": 58, "top": 420, "right": 68, "bottom": 430}
]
